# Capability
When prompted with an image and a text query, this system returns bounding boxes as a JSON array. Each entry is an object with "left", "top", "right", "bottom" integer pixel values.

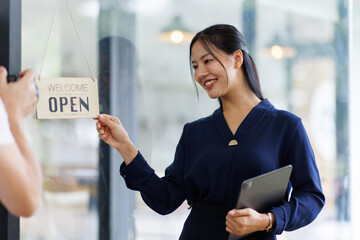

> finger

[
  {"left": 32, "top": 96, "right": 38, "bottom": 108},
  {"left": 225, "top": 222, "right": 237, "bottom": 234},
  {"left": 96, "top": 121, "right": 102, "bottom": 130},
  {"left": 0, "top": 66, "right": 8, "bottom": 86},
  {"left": 93, "top": 114, "right": 103, "bottom": 120},
  {"left": 225, "top": 219, "right": 238, "bottom": 235},
  {"left": 96, "top": 125, "right": 106, "bottom": 135},
  {"left": 96, "top": 119, "right": 107, "bottom": 132},
  {"left": 20, "top": 69, "right": 36, "bottom": 81},
  {"left": 109, "top": 116, "right": 120, "bottom": 124},
  {"left": 27, "top": 71, "right": 36, "bottom": 85},
  {"left": 226, "top": 213, "right": 239, "bottom": 226},
  {"left": 98, "top": 133, "right": 106, "bottom": 140},
  {"left": 98, "top": 114, "right": 119, "bottom": 129},
  {"left": 228, "top": 209, "right": 250, "bottom": 217},
  {"left": 100, "top": 113, "right": 112, "bottom": 118},
  {"left": 97, "top": 119, "right": 107, "bottom": 127},
  {"left": 28, "top": 80, "right": 37, "bottom": 96},
  {"left": 226, "top": 226, "right": 234, "bottom": 234},
  {"left": 101, "top": 114, "right": 120, "bottom": 124},
  {"left": 226, "top": 216, "right": 246, "bottom": 236}
]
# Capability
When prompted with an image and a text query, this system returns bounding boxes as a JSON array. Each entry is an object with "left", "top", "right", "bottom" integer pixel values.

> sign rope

[{"left": 38, "top": 0, "right": 95, "bottom": 81}]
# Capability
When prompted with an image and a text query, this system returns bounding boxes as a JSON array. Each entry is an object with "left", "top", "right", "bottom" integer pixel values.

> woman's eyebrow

[
  {"left": 200, "top": 53, "right": 211, "bottom": 60},
  {"left": 192, "top": 53, "right": 211, "bottom": 64}
]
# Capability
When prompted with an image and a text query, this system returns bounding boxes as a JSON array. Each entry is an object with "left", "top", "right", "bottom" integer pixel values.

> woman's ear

[{"left": 234, "top": 50, "right": 243, "bottom": 69}]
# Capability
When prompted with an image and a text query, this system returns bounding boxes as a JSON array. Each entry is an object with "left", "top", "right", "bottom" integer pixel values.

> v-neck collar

[{"left": 211, "top": 99, "right": 274, "bottom": 143}]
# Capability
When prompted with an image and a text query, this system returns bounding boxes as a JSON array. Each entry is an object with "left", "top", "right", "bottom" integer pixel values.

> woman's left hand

[{"left": 225, "top": 208, "right": 269, "bottom": 236}]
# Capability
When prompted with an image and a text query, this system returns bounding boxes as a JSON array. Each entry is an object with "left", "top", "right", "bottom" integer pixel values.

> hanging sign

[
  {"left": 36, "top": 0, "right": 99, "bottom": 119},
  {"left": 36, "top": 77, "right": 99, "bottom": 119}
]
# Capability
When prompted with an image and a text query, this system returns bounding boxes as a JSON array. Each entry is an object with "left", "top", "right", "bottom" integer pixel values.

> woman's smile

[{"left": 203, "top": 78, "right": 217, "bottom": 89}]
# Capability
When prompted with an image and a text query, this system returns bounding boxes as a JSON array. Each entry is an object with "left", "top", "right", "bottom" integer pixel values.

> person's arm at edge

[
  {"left": 0, "top": 127, "right": 42, "bottom": 217},
  {"left": 0, "top": 67, "right": 42, "bottom": 217}
]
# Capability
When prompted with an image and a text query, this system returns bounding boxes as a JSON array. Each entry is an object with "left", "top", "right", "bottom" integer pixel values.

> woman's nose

[{"left": 197, "top": 65, "right": 208, "bottom": 78}]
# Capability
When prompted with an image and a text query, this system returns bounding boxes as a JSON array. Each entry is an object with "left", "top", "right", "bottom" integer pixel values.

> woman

[{"left": 95, "top": 24, "right": 325, "bottom": 239}]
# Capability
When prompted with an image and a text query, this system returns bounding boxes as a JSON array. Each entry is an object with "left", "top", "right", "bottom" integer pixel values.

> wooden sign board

[{"left": 36, "top": 77, "right": 99, "bottom": 119}]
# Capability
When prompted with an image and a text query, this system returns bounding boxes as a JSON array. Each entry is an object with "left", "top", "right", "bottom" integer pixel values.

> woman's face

[{"left": 191, "top": 41, "right": 238, "bottom": 99}]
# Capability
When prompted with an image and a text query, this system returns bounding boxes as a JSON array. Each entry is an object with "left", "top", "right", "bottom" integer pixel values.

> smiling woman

[{"left": 95, "top": 24, "right": 325, "bottom": 240}]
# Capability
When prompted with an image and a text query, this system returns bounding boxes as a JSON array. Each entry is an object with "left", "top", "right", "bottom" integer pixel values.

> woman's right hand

[
  {"left": 95, "top": 114, "right": 138, "bottom": 164},
  {"left": 96, "top": 114, "right": 126, "bottom": 148}
]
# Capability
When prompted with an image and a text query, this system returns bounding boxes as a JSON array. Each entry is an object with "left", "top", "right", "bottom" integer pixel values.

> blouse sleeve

[
  {"left": 119, "top": 124, "right": 188, "bottom": 215},
  {"left": 270, "top": 120, "right": 325, "bottom": 234}
]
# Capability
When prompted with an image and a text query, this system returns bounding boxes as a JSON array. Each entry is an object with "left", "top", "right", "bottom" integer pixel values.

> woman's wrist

[
  {"left": 116, "top": 140, "right": 138, "bottom": 165},
  {"left": 258, "top": 213, "right": 270, "bottom": 231},
  {"left": 264, "top": 212, "right": 275, "bottom": 232}
]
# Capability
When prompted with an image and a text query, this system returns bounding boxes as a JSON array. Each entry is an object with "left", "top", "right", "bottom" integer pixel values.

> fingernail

[
  {"left": 99, "top": 114, "right": 103, "bottom": 119},
  {"left": 230, "top": 210, "right": 235, "bottom": 215}
]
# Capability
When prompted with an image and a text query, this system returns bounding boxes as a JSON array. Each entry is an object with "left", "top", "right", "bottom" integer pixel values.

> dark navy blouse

[{"left": 120, "top": 99, "right": 325, "bottom": 237}]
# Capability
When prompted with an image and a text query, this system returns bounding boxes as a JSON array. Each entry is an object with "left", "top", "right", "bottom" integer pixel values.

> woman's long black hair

[{"left": 189, "top": 24, "right": 264, "bottom": 107}]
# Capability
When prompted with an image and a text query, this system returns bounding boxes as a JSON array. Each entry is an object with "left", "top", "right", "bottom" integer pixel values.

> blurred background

[{"left": 20, "top": 0, "right": 359, "bottom": 239}]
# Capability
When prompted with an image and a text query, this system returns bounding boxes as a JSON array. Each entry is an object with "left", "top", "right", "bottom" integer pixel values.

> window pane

[
  {"left": 256, "top": 0, "right": 350, "bottom": 239},
  {"left": 21, "top": 0, "right": 99, "bottom": 239}
]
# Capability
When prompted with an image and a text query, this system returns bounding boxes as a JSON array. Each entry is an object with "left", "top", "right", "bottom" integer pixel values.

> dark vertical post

[
  {"left": 0, "top": 205, "right": 19, "bottom": 240},
  {"left": 98, "top": 37, "right": 137, "bottom": 240},
  {"left": 98, "top": 38, "right": 111, "bottom": 240},
  {"left": 0, "top": 0, "right": 22, "bottom": 239},
  {"left": 0, "top": 0, "right": 21, "bottom": 73},
  {"left": 335, "top": 0, "right": 350, "bottom": 221},
  {"left": 109, "top": 36, "right": 137, "bottom": 240},
  {"left": 98, "top": 1, "right": 137, "bottom": 240}
]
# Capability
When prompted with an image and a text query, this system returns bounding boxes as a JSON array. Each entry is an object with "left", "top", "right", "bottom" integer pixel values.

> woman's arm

[
  {"left": 96, "top": 115, "right": 187, "bottom": 214},
  {"left": 270, "top": 120, "right": 325, "bottom": 234}
]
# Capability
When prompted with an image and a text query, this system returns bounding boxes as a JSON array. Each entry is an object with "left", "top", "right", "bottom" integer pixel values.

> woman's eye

[
  {"left": 192, "top": 65, "right": 198, "bottom": 70},
  {"left": 204, "top": 59, "right": 213, "bottom": 64}
]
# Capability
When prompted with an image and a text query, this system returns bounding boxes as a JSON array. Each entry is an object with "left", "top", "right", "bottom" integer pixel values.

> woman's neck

[
  {"left": 221, "top": 86, "right": 261, "bottom": 116},
  {"left": 220, "top": 87, "right": 261, "bottom": 135}
]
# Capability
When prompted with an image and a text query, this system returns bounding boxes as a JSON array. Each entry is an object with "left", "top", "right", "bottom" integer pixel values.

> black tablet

[{"left": 229, "top": 165, "right": 293, "bottom": 240}]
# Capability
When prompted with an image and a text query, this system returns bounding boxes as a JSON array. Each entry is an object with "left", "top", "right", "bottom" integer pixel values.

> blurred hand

[
  {"left": 0, "top": 67, "right": 37, "bottom": 120},
  {"left": 225, "top": 208, "right": 269, "bottom": 236}
]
